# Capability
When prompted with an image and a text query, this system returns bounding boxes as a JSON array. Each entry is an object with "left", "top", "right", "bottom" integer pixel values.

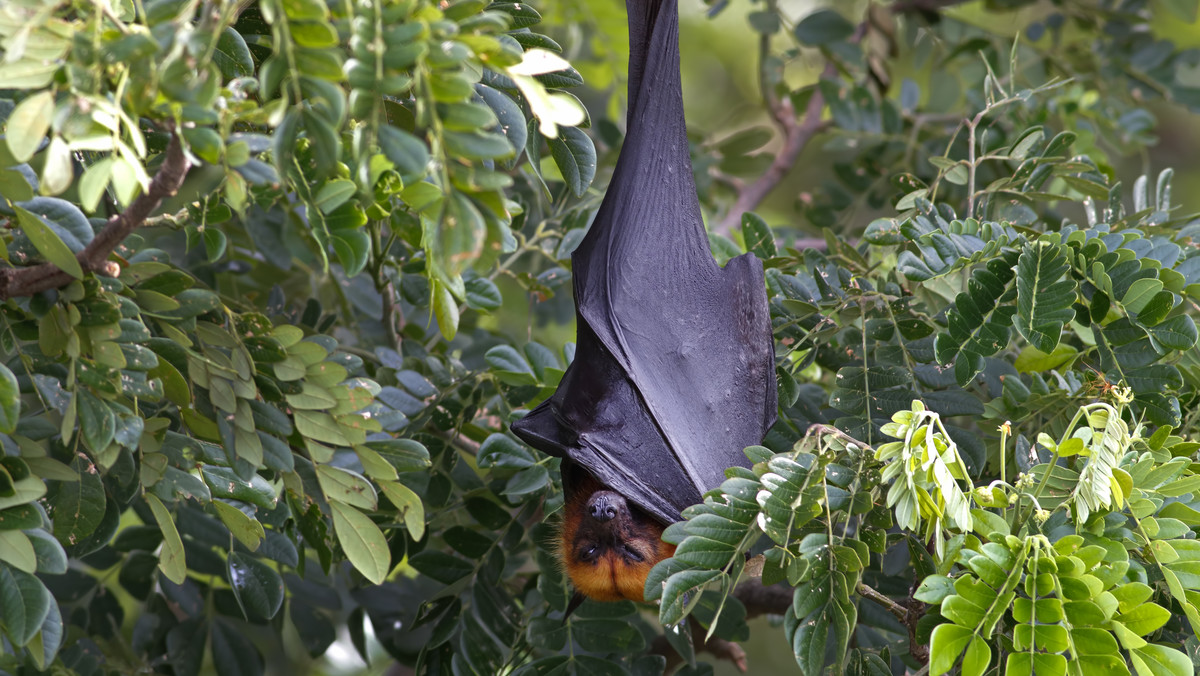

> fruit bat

[{"left": 510, "top": 0, "right": 777, "bottom": 602}]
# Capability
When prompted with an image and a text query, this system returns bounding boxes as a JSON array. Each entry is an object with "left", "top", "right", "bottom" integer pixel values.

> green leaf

[
  {"left": 1122, "top": 278, "right": 1164, "bottom": 315},
  {"left": 378, "top": 480, "right": 425, "bottom": 540},
  {"left": 718, "top": 127, "right": 773, "bottom": 155},
  {"left": 476, "top": 84, "right": 528, "bottom": 158},
  {"left": 487, "top": 1, "right": 541, "bottom": 27},
  {"left": 465, "top": 274, "right": 502, "bottom": 311},
  {"left": 863, "top": 218, "right": 905, "bottom": 245},
  {"left": 213, "top": 27, "right": 254, "bottom": 79},
  {"left": 1009, "top": 127, "right": 1044, "bottom": 160},
  {"left": 788, "top": 571, "right": 856, "bottom": 676},
  {"left": 547, "top": 126, "right": 596, "bottom": 198},
  {"left": 331, "top": 229, "right": 370, "bottom": 277},
  {"left": 1157, "top": 0, "right": 1198, "bottom": 22},
  {"left": 1006, "top": 653, "right": 1067, "bottom": 676},
  {"left": 1116, "top": 603, "right": 1170, "bottom": 636},
  {"left": 741, "top": 212, "right": 776, "bottom": 258},
  {"left": 26, "top": 530, "right": 67, "bottom": 575},
  {"left": 0, "top": 474, "right": 47, "bottom": 512},
  {"left": 0, "top": 504, "right": 40, "bottom": 531},
  {"left": 929, "top": 623, "right": 972, "bottom": 676},
  {"left": 228, "top": 552, "right": 284, "bottom": 622},
  {"left": 201, "top": 466, "right": 277, "bottom": 510},
  {"left": 0, "top": 363, "right": 20, "bottom": 434},
  {"left": 52, "top": 456, "right": 106, "bottom": 545},
  {"left": 1014, "top": 242, "right": 1075, "bottom": 353},
  {"left": 962, "top": 635, "right": 991, "bottom": 676},
  {"left": 5, "top": 90, "right": 54, "bottom": 163},
  {"left": 146, "top": 494, "right": 187, "bottom": 584},
  {"left": 914, "top": 574, "right": 956, "bottom": 604},
  {"left": 793, "top": 9, "right": 855, "bottom": 45},
  {"left": 378, "top": 124, "right": 430, "bottom": 182},
  {"left": 1131, "top": 644, "right": 1192, "bottom": 676},
  {"left": 330, "top": 500, "right": 390, "bottom": 585},
  {"left": 504, "top": 465, "right": 549, "bottom": 497},
  {"left": 14, "top": 205, "right": 83, "bottom": 278},
  {"left": 0, "top": 562, "right": 53, "bottom": 646},
  {"left": 443, "top": 130, "right": 514, "bottom": 160},
  {"left": 26, "top": 599, "right": 63, "bottom": 669},
  {"left": 0, "top": 530, "right": 36, "bottom": 573},
  {"left": 0, "top": 61, "right": 58, "bottom": 89},
  {"left": 210, "top": 618, "right": 264, "bottom": 676},
  {"left": 432, "top": 280, "right": 459, "bottom": 340},
  {"left": 316, "top": 465, "right": 377, "bottom": 510},
  {"left": 1013, "top": 344, "right": 1077, "bottom": 372},
  {"left": 364, "top": 438, "right": 431, "bottom": 471},
  {"left": 314, "top": 179, "right": 357, "bottom": 214},
  {"left": 439, "top": 191, "right": 485, "bottom": 278},
  {"left": 485, "top": 345, "right": 537, "bottom": 385},
  {"left": 212, "top": 500, "right": 265, "bottom": 551},
  {"left": 1151, "top": 315, "right": 1197, "bottom": 351},
  {"left": 658, "top": 569, "right": 721, "bottom": 625},
  {"left": 77, "top": 389, "right": 116, "bottom": 454}
]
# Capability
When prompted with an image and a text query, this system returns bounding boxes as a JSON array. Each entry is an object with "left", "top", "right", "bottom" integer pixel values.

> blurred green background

[{"left": 320, "top": 1, "right": 1200, "bottom": 672}]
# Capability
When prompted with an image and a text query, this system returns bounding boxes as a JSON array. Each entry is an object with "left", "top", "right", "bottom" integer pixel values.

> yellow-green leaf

[
  {"left": 6, "top": 91, "right": 55, "bottom": 163},
  {"left": 315, "top": 465, "right": 377, "bottom": 510},
  {"left": 14, "top": 206, "right": 82, "bottom": 278},
  {"left": 212, "top": 500, "right": 264, "bottom": 551},
  {"left": 379, "top": 480, "right": 424, "bottom": 540},
  {"left": 330, "top": 500, "right": 389, "bottom": 585},
  {"left": 146, "top": 494, "right": 187, "bottom": 584},
  {"left": 0, "top": 530, "right": 37, "bottom": 573}
]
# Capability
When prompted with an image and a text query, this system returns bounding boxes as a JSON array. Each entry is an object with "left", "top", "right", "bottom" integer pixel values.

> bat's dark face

[{"left": 559, "top": 473, "right": 676, "bottom": 602}]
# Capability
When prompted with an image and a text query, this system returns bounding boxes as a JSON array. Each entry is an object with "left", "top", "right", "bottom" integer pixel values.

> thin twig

[
  {"left": 733, "top": 581, "right": 792, "bottom": 618},
  {"left": 0, "top": 133, "right": 190, "bottom": 299},
  {"left": 382, "top": 280, "right": 402, "bottom": 348},
  {"left": 857, "top": 583, "right": 908, "bottom": 620},
  {"left": 651, "top": 617, "right": 749, "bottom": 674},
  {"left": 715, "top": 74, "right": 831, "bottom": 235},
  {"left": 907, "top": 568, "right": 930, "bottom": 665}
]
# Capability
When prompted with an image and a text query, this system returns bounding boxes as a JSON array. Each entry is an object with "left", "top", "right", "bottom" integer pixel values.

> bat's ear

[{"left": 562, "top": 591, "right": 587, "bottom": 622}]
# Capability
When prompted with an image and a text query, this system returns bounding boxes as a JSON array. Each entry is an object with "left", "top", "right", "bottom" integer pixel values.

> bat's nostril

[{"left": 587, "top": 492, "right": 622, "bottom": 523}]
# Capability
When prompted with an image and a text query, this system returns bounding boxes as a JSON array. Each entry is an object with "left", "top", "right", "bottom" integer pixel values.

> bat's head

[{"left": 558, "top": 466, "right": 676, "bottom": 603}]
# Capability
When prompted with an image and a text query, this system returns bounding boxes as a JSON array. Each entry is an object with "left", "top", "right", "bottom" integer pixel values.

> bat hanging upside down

[
  {"left": 558, "top": 467, "right": 676, "bottom": 603},
  {"left": 511, "top": 0, "right": 777, "bottom": 604}
]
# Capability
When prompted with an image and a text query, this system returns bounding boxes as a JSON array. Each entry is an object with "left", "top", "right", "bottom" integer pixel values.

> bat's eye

[
  {"left": 621, "top": 545, "right": 644, "bottom": 563},
  {"left": 580, "top": 545, "right": 599, "bottom": 562}
]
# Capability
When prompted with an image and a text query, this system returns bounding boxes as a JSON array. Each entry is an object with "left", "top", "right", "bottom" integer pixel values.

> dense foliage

[{"left": 3, "top": 0, "right": 1200, "bottom": 674}]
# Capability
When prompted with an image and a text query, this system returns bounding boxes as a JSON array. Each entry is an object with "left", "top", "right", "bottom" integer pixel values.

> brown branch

[
  {"left": 715, "top": 79, "right": 830, "bottom": 235},
  {"left": 906, "top": 575, "right": 930, "bottom": 665},
  {"left": 0, "top": 132, "right": 190, "bottom": 299},
  {"left": 382, "top": 279, "right": 402, "bottom": 348},
  {"left": 857, "top": 582, "right": 908, "bottom": 621},
  {"left": 714, "top": 13, "right": 855, "bottom": 237},
  {"left": 733, "top": 581, "right": 792, "bottom": 618},
  {"left": 651, "top": 617, "right": 749, "bottom": 674}
]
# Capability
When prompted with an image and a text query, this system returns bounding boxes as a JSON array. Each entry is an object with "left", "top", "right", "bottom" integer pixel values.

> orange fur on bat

[{"left": 558, "top": 473, "right": 676, "bottom": 602}]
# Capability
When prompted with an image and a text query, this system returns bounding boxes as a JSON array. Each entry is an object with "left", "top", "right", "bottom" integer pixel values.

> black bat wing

[{"left": 511, "top": 0, "right": 777, "bottom": 525}]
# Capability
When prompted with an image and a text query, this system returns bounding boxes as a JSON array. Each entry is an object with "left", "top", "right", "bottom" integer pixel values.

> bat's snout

[{"left": 586, "top": 491, "right": 626, "bottom": 523}]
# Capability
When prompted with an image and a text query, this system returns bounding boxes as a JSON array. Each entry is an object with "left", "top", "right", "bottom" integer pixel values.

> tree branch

[
  {"left": 907, "top": 574, "right": 930, "bottom": 664},
  {"left": 734, "top": 580, "right": 792, "bottom": 618},
  {"left": 0, "top": 132, "right": 190, "bottom": 299},
  {"left": 651, "top": 617, "right": 749, "bottom": 674},
  {"left": 715, "top": 75, "right": 830, "bottom": 235},
  {"left": 857, "top": 582, "right": 908, "bottom": 620}
]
